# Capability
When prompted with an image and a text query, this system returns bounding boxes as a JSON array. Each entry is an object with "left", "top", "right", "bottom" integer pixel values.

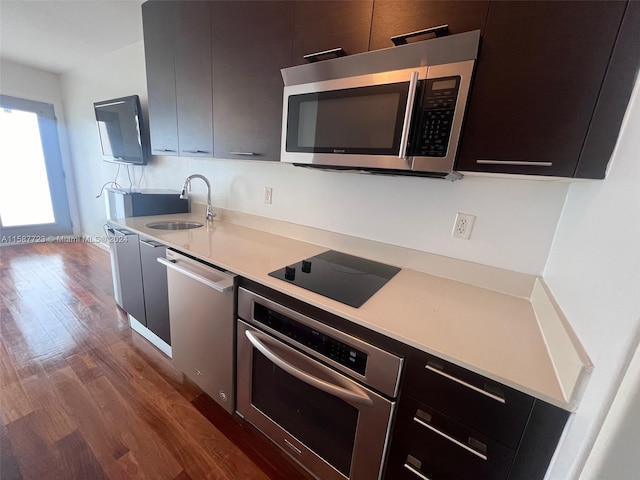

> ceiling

[{"left": 0, "top": 0, "right": 145, "bottom": 74}]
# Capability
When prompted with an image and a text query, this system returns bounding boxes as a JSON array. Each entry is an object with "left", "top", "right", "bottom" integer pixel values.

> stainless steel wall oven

[{"left": 236, "top": 287, "right": 404, "bottom": 480}]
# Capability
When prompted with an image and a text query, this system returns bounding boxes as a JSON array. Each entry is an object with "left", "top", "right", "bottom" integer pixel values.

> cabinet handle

[
  {"left": 399, "top": 71, "right": 420, "bottom": 159},
  {"left": 112, "top": 229, "right": 135, "bottom": 237},
  {"left": 153, "top": 149, "right": 177, "bottom": 153},
  {"left": 391, "top": 25, "right": 449, "bottom": 46},
  {"left": 413, "top": 416, "right": 488, "bottom": 461},
  {"left": 425, "top": 363, "right": 505, "bottom": 403},
  {"left": 283, "top": 439, "right": 302, "bottom": 455},
  {"left": 229, "top": 151, "right": 259, "bottom": 156},
  {"left": 403, "top": 462, "right": 432, "bottom": 480},
  {"left": 476, "top": 159, "right": 553, "bottom": 167},
  {"left": 140, "top": 239, "right": 164, "bottom": 248},
  {"left": 182, "top": 149, "right": 211, "bottom": 154},
  {"left": 303, "top": 47, "right": 346, "bottom": 62}
]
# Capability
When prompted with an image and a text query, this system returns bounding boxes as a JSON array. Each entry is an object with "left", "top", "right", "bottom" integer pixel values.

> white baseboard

[{"left": 129, "top": 315, "right": 172, "bottom": 358}]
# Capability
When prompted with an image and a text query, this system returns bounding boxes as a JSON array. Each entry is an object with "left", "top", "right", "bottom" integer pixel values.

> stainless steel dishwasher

[{"left": 158, "top": 249, "right": 236, "bottom": 413}]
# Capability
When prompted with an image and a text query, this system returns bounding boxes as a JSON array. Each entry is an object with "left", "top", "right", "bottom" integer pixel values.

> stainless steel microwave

[{"left": 280, "top": 30, "right": 480, "bottom": 180}]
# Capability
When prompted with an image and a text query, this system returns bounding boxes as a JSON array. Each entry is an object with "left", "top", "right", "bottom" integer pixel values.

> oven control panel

[{"left": 254, "top": 302, "right": 368, "bottom": 375}]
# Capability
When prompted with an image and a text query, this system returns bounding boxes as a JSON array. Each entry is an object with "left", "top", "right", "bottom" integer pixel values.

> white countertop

[{"left": 112, "top": 211, "right": 591, "bottom": 411}]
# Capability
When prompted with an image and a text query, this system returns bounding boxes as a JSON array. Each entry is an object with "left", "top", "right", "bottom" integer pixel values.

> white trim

[
  {"left": 530, "top": 279, "right": 593, "bottom": 409},
  {"left": 129, "top": 315, "right": 172, "bottom": 358}
]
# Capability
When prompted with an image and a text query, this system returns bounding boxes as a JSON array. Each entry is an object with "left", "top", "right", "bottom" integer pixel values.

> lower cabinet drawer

[
  {"left": 403, "top": 348, "right": 534, "bottom": 448},
  {"left": 384, "top": 395, "right": 516, "bottom": 480}
]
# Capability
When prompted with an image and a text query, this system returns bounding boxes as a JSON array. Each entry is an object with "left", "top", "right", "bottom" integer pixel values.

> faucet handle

[{"left": 206, "top": 205, "right": 216, "bottom": 221}]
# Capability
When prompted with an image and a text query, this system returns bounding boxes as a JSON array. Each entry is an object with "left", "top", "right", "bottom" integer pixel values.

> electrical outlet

[
  {"left": 452, "top": 213, "right": 475, "bottom": 240},
  {"left": 263, "top": 187, "right": 273, "bottom": 204}
]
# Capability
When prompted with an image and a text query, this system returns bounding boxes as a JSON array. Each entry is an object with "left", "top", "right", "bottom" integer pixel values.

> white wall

[
  {"left": 60, "top": 42, "right": 149, "bottom": 240},
  {"left": 543, "top": 77, "right": 640, "bottom": 479},
  {"left": 0, "top": 59, "right": 80, "bottom": 234},
  {"left": 60, "top": 41, "right": 569, "bottom": 275},
  {"left": 581, "top": 338, "right": 640, "bottom": 479}
]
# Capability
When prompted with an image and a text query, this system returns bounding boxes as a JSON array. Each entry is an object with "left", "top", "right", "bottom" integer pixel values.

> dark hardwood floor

[{"left": 0, "top": 242, "right": 313, "bottom": 480}]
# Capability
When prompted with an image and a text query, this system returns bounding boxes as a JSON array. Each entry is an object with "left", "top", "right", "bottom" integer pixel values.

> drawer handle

[
  {"left": 403, "top": 462, "right": 432, "bottom": 480},
  {"left": 413, "top": 416, "right": 488, "bottom": 461},
  {"left": 476, "top": 159, "right": 553, "bottom": 167},
  {"left": 139, "top": 239, "right": 164, "bottom": 248},
  {"left": 182, "top": 149, "right": 211, "bottom": 154},
  {"left": 425, "top": 364, "right": 506, "bottom": 404},
  {"left": 284, "top": 438, "right": 302, "bottom": 455},
  {"left": 154, "top": 148, "right": 177, "bottom": 153},
  {"left": 229, "top": 151, "right": 259, "bottom": 156}
]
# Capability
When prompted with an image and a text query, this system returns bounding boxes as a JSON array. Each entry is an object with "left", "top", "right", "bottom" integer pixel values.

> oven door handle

[{"left": 245, "top": 330, "right": 374, "bottom": 406}]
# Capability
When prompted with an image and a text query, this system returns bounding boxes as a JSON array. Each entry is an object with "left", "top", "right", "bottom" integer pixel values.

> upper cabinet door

[
  {"left": 211, "top": 1, "right": 294, "bottom": 161},
  {"left": 457, "top": 1, "right": 627, "bottom": 177},
  {"left": 142, "top": 1, "right": 179, "bottom": 156},
  {"left": 175, "top": 1, "right": 214, "bottom": 157},
  {"left": 291, "top": 1, "right": 374, "bottom": 66},
  {"left": 575, "top": 0, "right": 640, "bottom": 178},
  {"left": 369, "top": 0, "right": 489, "bottom": 50}
]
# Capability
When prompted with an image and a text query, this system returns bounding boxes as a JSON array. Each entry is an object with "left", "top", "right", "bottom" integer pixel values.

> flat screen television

[{"left": 94, "top": 95, "right": 150, "bottom": 165}]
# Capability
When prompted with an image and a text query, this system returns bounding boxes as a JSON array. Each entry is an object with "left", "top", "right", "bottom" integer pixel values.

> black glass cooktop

[{"left": 269, "top": 250, "right": 401, "bottom": 308}]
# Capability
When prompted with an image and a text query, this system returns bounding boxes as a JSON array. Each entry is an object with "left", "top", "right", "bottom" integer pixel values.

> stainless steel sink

[{"left": 146, "top": 220, "right": 204, "bottom": 230}]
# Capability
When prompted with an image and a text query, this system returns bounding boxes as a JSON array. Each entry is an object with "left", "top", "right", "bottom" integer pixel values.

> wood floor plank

[
  {"left": 2, "top": 276, "right": 83, "bottom": 380},
  {"left": 20, "top": 369, "right": 76, "bottom": 444},
  {"left": 84, "top": 374, "right": 184, "bottom": 480},
  {"left": 67, "top": 350, "right": 104, "bottom": 384},
  {"left": 4, "top": 412, "right": 66, "bottom": 480},
  {"left": 114, "top": 451, "right": 151, "bottom": 480},
  {"left": 0, "top": 417, "right": 24, "bottom": 480},
  {"left": 53, "top": 430, "right": 109, "bottom": 480},
  {"left": 172, "top": 471, "right": 193, "bottom": 480},
  {"left": 43, "top": 298, "right": 110, "bottom": 356},
  {"left": 0, "top": 339, "right": 34, "bottom": 424},
  {"left": 49, "top": 366, "right": 131, "bottom": 476},
  {"left": 0, "top": 304, "right": 43, "bottom": 381}
]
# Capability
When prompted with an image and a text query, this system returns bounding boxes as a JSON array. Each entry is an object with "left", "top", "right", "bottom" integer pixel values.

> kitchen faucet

[{"left": 180, "top": 174, "right": 215, "bottom": 221}]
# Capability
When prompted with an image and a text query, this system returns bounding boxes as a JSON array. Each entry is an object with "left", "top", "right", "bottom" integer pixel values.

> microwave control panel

[{"left": 411, "top": 76, "right": 461, "bottom": 158}]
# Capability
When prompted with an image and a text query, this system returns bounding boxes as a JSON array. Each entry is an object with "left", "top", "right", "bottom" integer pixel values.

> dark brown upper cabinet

[
  {"left": 575, "top": 0, "right": 640, "bottom": 178},
  {"left": 369, "top": 0, "right": 489, "bottom": 51},
  {"left": 142, "top": 1, "right": 213, "bottom": 158},
  {"left": 456, "top": 1, "right": 629, "bottom": 178},
  {"left": 291, "top": 1, "right": 374, "bottom": 66},
  {"left": 174, "top": 1, "right": 214, "bottom": 158},
  {"left": 211, "top": 1, "right": 294, "bottom": 161},
  {"left": 142, "top": 1, "right": 179, "bottom": 155}
]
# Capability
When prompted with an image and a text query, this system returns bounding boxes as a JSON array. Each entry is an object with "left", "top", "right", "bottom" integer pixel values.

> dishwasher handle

[{"left": 157, "top": 257, "right": 234, "bottom": 293}]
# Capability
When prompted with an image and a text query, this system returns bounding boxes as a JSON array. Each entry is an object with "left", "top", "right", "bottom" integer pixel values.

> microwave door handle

[
  {"left": 245, "top": 329, "right": 374, "bottom": 406},
  {"left": 399, "top": 71, "right": 420, "bottom": 159}
]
